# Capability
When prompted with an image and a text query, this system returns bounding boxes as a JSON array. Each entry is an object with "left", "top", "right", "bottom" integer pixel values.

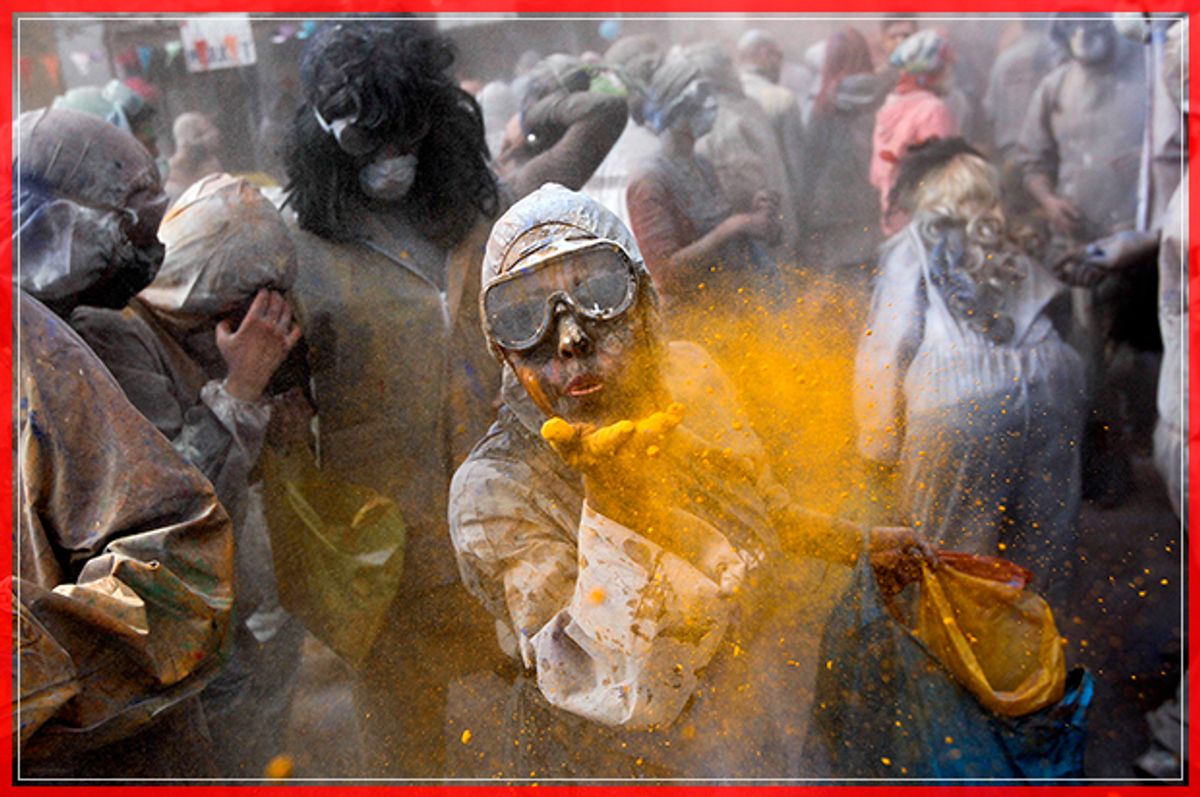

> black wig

[{"left": 283, "top": 21, "right": 499, "bottom": 248}]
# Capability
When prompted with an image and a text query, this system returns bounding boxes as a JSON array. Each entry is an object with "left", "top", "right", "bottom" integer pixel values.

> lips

[{"left": 564, "top": 374, "right": 604, "bottom": 397}]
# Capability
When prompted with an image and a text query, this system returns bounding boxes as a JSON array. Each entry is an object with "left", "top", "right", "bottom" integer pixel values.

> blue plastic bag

[{"left": 805, "top": 550, "right": 1093, "bottom": 781}]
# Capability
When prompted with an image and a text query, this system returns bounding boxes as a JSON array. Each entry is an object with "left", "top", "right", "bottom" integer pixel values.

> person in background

[
  {"left": 855, "top": 138, "right": 1084, "bottom": 609},
  {"left": 877, "top": 15, "right": 919, "bottom": 68},
  {"left": 51, "top": 78, "right": 165, "bottom": 173},
  {"left": 495, "top": 52, "right": 628, "bottom": 183},
  {"left": 165, "top": 112, "right": 224, "bottom": 204},
  {"left": 71, "top": 174, "right": 307, "bottom": 778},
  {"left": 797, "top": 27, "right": 886, "bottom": 289},
  {"left": 1014, "top": 14, "right": 1148, "bottom": 507},
  {"left": 13, "top": 106, "right": 233, "bottom": 780},
  {"left": 980, "top": 17, "right": 1064, "bottom": 212},
  {"left": 281, "top": 20, "right": 624, "bottom": 777},
  {"left": 685, "top": 40, "right": 801, "bottom": 263},
  {"left": 737, "top": 28, "right": 808, "bottom": 221},
  {"left": 627, "top": 47, "right": 784, "bottom": 352},
  {"left": 869, "top": 29, "right": 960, "bottom": 236}
]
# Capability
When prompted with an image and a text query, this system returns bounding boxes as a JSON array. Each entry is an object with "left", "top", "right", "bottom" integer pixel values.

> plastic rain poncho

[
  {"left": 69, "top": 174, "right": 304, "bottom": 773},
  {"left": 15, "top": 292, "right": 233, "bottom": 776},
  {"left": 854, "top": 215, "right": 1086, "bottom": 601},
  {"left": 450, "top": 185, "right": 829, "bottom": 777}
]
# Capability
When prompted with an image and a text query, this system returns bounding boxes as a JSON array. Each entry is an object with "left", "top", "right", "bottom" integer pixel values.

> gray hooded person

[
  {"left": 1014, "top": 15, "right": 1149, "bottom": 505},
  {"left": 685, "top": 41, "right": 803, "bottom": 262}
]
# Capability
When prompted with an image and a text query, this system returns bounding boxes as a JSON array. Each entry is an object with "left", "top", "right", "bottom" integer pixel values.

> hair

[
  {"left": 812, "top": 28, "right": 875, "bottom": 117},
  {"left": 283, "top": 21, "right": 499, "bottom": 248},
  {"left": 889, "top": 137, "right": 999, "bottom": 222}
]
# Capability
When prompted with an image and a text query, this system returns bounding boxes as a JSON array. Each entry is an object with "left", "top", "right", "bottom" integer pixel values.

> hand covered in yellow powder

[{"left": 541, "top": 403, "right": 690, "bottom": 536}]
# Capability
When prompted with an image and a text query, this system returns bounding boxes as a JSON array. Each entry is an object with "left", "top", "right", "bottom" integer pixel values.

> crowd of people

[{"left": 13, "top": 13, "right": 1187, "bottom": 782}]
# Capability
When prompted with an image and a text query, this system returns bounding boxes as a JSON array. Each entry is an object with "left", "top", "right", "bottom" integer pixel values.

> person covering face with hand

[
  {"left": 450, "top": 184, "right": 932, "bottom": 777},
  {"left": 70, "top": 174, "right": 305, "bottom": 776}
]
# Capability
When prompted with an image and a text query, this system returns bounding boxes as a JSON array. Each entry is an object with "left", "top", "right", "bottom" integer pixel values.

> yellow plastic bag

[
  {"left": 261, "top": 445, "right": 406, "bottom": 670},
  {"left": 915, "top": 553, "right": 1065, "bottom": 717}
]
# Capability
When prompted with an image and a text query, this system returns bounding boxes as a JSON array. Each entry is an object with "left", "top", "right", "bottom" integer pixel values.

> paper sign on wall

[{"left": 179, "top": 16, "right": 256, "bottom": 72}]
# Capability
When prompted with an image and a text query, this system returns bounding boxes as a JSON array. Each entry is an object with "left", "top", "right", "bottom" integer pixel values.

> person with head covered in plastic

[
  {"left": 854, "top": 138, "right": 1086, "bottom": 610},
  {"left": 69, "top": 173, "right": 305, "bottom": 776},
  {"left": 13, "top": 107, "right": 234, "bottom": 778},
  {"left": 449, "top": 184, "right": 932, "bottom": 778}
]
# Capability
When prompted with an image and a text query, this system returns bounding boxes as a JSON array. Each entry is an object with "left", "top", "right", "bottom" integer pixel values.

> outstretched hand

[{"left": 541, "top": 403, "right": 689, "bottom": 535}]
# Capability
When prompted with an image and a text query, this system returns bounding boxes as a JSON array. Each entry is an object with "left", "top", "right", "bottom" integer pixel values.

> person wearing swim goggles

[
  {"left": 480, "top": 192, "right": 668, "bottom": 427},
  {"left": 451, "top": 184, "right": 937, "bottom": 766}
]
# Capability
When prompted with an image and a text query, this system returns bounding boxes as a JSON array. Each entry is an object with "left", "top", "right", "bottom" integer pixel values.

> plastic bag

[
  {"left": 916, "top": 552, "right": 1066, "bottom": 717},
  {"left": 806, "top": 545, "right": 1092, "bottom": 780},
  {"left": 261, "top": 445, "right": 406, "bottom": 670}
]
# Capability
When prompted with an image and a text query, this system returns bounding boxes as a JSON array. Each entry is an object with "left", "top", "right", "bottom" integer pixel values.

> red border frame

[{"left": 2, "top": 4, "right": 1197, "bottom": 795}]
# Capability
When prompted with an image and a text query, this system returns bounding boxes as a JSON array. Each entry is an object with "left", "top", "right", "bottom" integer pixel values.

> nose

[{"left": 554, "top": 310, "right": 592, "bottom": 359}]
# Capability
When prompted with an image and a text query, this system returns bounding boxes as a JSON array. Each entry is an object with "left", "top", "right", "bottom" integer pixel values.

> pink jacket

[{"left": 869, "top": 88, "right": 959, "bottom": 234}]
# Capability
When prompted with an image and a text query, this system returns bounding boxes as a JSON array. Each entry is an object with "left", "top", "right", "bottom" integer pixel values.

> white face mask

[{"left": 359, "top": 153, "right": 419, "bottom": 201}]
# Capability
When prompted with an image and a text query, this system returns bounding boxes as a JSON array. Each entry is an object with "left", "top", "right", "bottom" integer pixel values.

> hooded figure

[
  {"left": 1016, "top": 16, "right": 1146, "bottom": 243},
  {"left": 628, "top": 48, "right": 784, "bottom": 337},
  {"left": 682, "top": 41, "right": 802, "bottom": 260},
  {"left": 1015, "top": 16, "right": 1149, "bottom": 506},
  {"left": 854, "top": 140, "right": 1085, "bottom": 609},
  {"left": 14, "top": 109, "right": 232, "bottom": 779},
  {"left": 71, "top": 173, "right": 305, "bottom": 776},
  {"left": 451, "top": 184, "right": 931, "bottom": 777},
  {"left": 797, "top": 27, "right": 887, "bottom": 276},
  {"left": 280, "top": 20, "right": 624, "bottom": 777},
  {"left": 869, "top": 29, "right": 961, "bottom": 235}
]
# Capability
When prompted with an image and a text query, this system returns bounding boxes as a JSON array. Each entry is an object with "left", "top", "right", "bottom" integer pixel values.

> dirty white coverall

[{"left": 450, "top": 188, "right": 831, "bottom": 777}]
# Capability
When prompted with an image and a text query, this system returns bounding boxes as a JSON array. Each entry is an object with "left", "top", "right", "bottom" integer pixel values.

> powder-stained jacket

[{"left": 15, "top": 291, "right": 233, "bottom": 761}]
